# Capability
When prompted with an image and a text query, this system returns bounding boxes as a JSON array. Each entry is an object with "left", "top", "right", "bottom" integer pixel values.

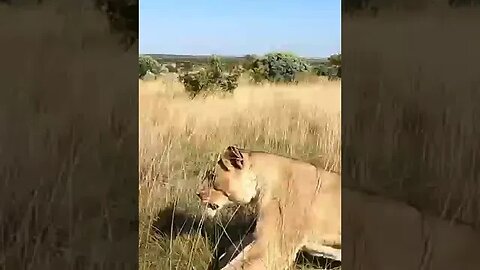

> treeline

[{"left": 139, "top": 52, "right": 341, "bottom": 98}]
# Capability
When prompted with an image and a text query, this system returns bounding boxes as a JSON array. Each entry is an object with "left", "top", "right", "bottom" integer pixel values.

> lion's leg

[
  {"left": 219, "top": 233, "right": 271, "bottom": 270},
  {"left": 221, "top": 245, "right": 296, "bottom": 270},
  {"left": 219, "top": 228, "right": 300, "bottom": 270},
  {"left": 220, "top": 241, "right": 254, "bottom": 270},
  {"left": 263, "top": 240, "right": 301, "bottom": 270},
  {"left": 222, "top": 201, "right": 304, "bottom": 269},
  {"left": 302, "top": 244, "right": 342, "bottom": 261},
  {"left": 218, "top": 233, "right": 256, "bottom": 269}
]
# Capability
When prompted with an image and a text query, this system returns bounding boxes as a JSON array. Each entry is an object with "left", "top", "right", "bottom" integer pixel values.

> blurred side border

[
  {"left": 342, "top": 0, "right": 480, "bottom": 269},
  {"left": 0, "top": 0, "right": 138, "bottom": 269}
]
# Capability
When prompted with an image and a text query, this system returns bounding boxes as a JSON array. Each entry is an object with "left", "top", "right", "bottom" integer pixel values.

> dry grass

[{"left": 139, "top": 76, "right": 341, "bottom": 269}]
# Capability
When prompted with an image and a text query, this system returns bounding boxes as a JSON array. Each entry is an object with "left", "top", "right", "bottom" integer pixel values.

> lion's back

[{"left": 255, "top": 153, "right": 341, "bottom": 227}]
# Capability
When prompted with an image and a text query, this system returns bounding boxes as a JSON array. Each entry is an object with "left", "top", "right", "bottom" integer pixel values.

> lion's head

[{"left": 196, "top": 145, "right": 258, "bottom": 217}]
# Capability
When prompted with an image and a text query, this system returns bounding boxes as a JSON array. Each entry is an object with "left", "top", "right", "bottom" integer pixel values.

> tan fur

[{"left": 197, "top": 146, "right": 341, "bottom": 270}]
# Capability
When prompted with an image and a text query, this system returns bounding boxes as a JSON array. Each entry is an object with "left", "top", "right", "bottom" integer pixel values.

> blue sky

[{"left": 140, "top": 0, "right": 340, "bottom": 58}]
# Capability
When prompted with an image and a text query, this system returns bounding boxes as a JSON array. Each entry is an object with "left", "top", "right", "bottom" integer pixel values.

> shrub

[
  {"left": 328, "top": 53, "right": 341, "bottom": 66},
  {"left": 164, "top": 63, "right": 178, "bottom": 73},
  {"left": 312, "top": 54, "right": 341, "bottom": 80},
  {"left": 178, "top": 55, "right": 241, "bottom": 98},
  {"left": 177, "top": 61, "right": 194, "bottom": 72},
  {"left": 248, "top": 52, "right": 311, "bottom": 84},
  {"left": 327, "top": 66, "right": 340, "bottom": 80},
  {"left": 327, "top": 54, "right": 341, "bottom": 79},
  {"left": 313, "top": 64, "right": 329, "bottom": 76},
  {"left": 139, "top": 55, "right": 163, "bottom": 78},
  {"left": 241, "top": 54, "right": 258, "bottom": 71}
]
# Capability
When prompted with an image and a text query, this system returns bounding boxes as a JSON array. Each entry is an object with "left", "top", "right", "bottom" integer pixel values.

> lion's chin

[{"left": 205, "top": 208, "right": 218, "bottom": 218}]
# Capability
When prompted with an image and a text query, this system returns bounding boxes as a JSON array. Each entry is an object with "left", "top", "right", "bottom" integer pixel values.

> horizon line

[{"left": 140, "top": 52, "right": 340, "bottom": 59}]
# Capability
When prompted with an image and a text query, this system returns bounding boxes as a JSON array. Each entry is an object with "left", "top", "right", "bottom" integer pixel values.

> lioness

[{"left": 196, "top": 146, "right": 341, "bottom": 270}]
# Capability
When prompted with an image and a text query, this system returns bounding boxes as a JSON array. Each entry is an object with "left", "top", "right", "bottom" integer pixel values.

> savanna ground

[{"left": 139, "top": 74, "right": 341, "bottom": 270}]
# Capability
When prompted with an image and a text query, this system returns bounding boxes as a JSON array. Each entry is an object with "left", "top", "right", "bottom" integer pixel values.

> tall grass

[{"left": 139, "top": 76, "right": 341, "bottom": 269}]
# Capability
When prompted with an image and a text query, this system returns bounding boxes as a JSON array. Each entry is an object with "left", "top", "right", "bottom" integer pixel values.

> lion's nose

[{"left": 207, "top": 203, "right": 219, "bottom": 210}]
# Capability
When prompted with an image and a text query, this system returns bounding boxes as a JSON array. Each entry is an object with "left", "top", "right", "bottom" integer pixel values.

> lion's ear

[
  {"left": 222, "top": 145, "right": 244, "bottom": 169},
  {"left": 218, "top": 157, "right": 234, "bottom": 171}
]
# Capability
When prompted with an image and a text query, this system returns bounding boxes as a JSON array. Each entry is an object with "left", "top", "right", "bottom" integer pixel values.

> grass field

[{"left": 139, "top": 75, "right": 341, "bottom": 270}]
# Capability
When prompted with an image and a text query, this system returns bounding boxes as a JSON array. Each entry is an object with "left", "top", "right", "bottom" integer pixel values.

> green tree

[
  {"left": 248, "top": 52, "right": 311, "bottom": 83},
  {"left": 139, "top": 55, "right": 163, "bottom": 78},
  {"left": 328, "top": 54, "right": 341, "bottom": 66}
]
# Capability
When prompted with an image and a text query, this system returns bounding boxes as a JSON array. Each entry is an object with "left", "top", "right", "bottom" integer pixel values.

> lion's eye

[{"left": 213, "top": 186, "right": 230, "bottom": 198}]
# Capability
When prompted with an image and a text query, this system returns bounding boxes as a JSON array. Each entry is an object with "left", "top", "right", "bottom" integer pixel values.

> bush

[
  {"left": 327, "top": 54, "right": 341, "bottom": 80},
  {"left": 313, "top": 64, "right": 329, "bottom": 76},
  {"left": 177, "top": 61, "right": 194, "bottom": 72},
  {"left": 328, "top": 53, "right": 341, "bottom": 66},
  {"left": 139, "top": 55, "right": 164, "bottom": 78},
  {"left": 178, "top": 55, "right": 241, "bottom": 98},
  {"left": 312, "top": 54, "right": 341, "bottom": 80},
  {"left": 248, "top": 52, "right": 311, "bottom": 84},
  {"left": 164, "top": 63, "right": 178, "bottom": 73},
  {"left": 241, "top": 54, "right": 258, "bottom": 71},
  {"left": 327, "top": 66, "right": 340, "bottom": 80}
]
